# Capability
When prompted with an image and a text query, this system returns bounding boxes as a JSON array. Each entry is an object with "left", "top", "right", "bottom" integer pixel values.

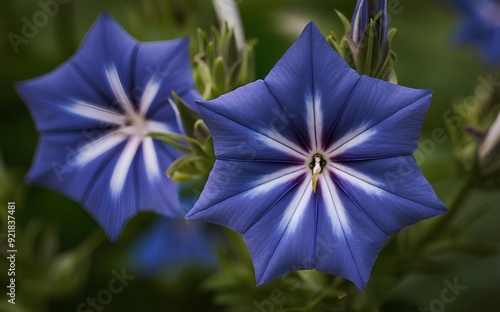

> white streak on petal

[
  {"left": 76, "top": 134, "right": 126, "bottom": 166},
  {"left": 279, "top": 177, "right": 312, "bottom": 233},
  {"left": 110, "top": 136, "right": 141, "bottom": 196},
  {"left": 139, "top": 79, "right": 161, "bottom": 116},
  {"left": 147, "top": 120, "right": 171, "bottom": 134},
  {"left": 330, "top": 163, "right": 384, "bottom": 197},
  {"left": 67, "top": 102, "right": 126, "bottom": 125},
  {"left": 306, "top": 93, "right": 322, "bottom": 151},
  {"left": 245, "top": 166, "right": 306, "bottom": 199},
  {"left": 328, "top": 126, "right": 376, "bottom": 157},
  {"left": 168, "top": 97, "right": 184, "bottom": 132},
  {"left": 142, "top": 137, "right": 161, "bottom": 180},
  {"left": 106, "top": 66, "right": 135, "bottom": 116},
  {"left": 260, "top": 129, "right": 308, "bottom": 158},
  {"left": 320, "top": 173, "right": 351, "bottom": 236}
]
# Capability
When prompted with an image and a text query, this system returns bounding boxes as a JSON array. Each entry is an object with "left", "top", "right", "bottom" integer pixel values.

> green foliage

[
  {"left": 194, "top": 22, "right": 257, "bottom": 99},
  {"left": 0, "top": 171, "right": 103, "bottom": 312},
  {"left": 149, "top": 92, "right": 215, "bottom": 184},
  {"left": 446, "top": 72, "right": 500, "bottom": 182}
]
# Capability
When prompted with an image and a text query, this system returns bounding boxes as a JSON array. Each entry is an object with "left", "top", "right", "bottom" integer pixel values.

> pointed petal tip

[
  {"left": 184, "top": 203, "right": 207, "bottom": 221},
  {"left": 184, "top": 209, "right": 196, "bottom": 220},
  {"left": 434, "top": 203, "right": 449, "bottom": 214},
  {"left": 304, "top": 20, "right": 316, "bottom": 30},
  {"left": 180, "top": 35, "right": 190, "bottom": 43},
  {"left": 300, "top": 21, "right": 323, "bottom": 40},
  {"left": 94, "top": 12, "right": 117, "bottom": 30},
  {"left": 98, "top": 11, "right": 112, "bottom": 19},
  {"left": 104, "top": 229, "right": 121, "bottom": 242},
  {"left": 254, "top": 271, "right": 270, "bottom": 287},
  {"left": 194, "top": 99, "right": 207, "bottom": 107},
  {"left": 14, "top": 80, "right": 31, "bottom": 98},
  {"left": 355, "top": 281, "right": 367, "bottom": 291}
]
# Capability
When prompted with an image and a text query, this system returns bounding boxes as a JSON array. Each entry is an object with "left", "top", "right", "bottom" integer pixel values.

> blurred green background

[{"left": 1, "top": 0, "right": 499, "bottom": 311}]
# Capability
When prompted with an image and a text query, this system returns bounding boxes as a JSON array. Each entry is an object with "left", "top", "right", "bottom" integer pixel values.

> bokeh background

[{"left": 0, "top": 0, "right": 499, "bottom": 311}]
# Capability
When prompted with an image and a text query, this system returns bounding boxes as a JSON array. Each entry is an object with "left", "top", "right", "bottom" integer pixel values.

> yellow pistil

[{"left": 310, "top": 154, "right": 325, "bottom": 193}]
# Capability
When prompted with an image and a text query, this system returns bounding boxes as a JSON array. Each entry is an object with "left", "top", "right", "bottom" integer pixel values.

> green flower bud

[
  {"left": 193, "top": 23, "right": 256, "bottom": 100},
  {"left": 327, "top": 2, "right": 397, "bottom": 82}
]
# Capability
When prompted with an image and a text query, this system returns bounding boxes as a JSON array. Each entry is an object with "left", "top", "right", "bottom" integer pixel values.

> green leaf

[
  {"left": 213, "top": 56, "right": 227, "bottom": 95},
  {"left": 338, "top": 37, "right": 354, "bottom": 68},
  {"left": 335, "top": 9, "right": 351, "bottom": 35},
  {"left": 148, "top": 132, "right": 192, "bottom": 154},
  {"left": 194, "top": 57, "right": 214, "bottom": 99},
  {"left": 194, "top": 119, "right": 210, "bottom": 140},
  {"left": 166, "top": 155, "right": 206, "bottom": 178},
  {"left": 172, "top": 91, "right": 201, "bottom": 139},
  {"left": 207, "top": 40, "right": 215, "bottom": 68},
  {"left": 356, "top": 19, "right": 378, "bottom": 76},
  {"left": 387, "top": 27, "right": 397, "bottom": 43},
  {"left": 382, "top": 67, "right": 398, "bottom": 84},
  {"left": 197, "top": 28, "right": 208, "bottom": 54},
  {"left": 326, "top": 33, "right": 341, "bottom": 55},
  {"left": 237, "top": 38, "right": 257, "bottom": 86}
]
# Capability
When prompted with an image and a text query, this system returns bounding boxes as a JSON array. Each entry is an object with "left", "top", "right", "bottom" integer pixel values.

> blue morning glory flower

[
  {"left": 186, "top": 22, "right": 446, "bottom": 290},
  {"left": 16, "top": 13, "right": 201, "bottom": 240},
  {"left": 351, "top": 0, "right": 388, "bottom": 45},
  {"left": 129, "top": 218, "right": 218, "bottom": 275},
  {"left": 450, "top": 0, "right": 500, "bottom": 64}
]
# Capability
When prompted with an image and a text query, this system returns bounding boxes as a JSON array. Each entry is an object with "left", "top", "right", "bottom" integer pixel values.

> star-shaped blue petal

[
  {"left": 16, "top": 13, "right": 201, "bottom": 240},
  {"left": 186, "top": 22, "right": 446, "bottom": 290}
]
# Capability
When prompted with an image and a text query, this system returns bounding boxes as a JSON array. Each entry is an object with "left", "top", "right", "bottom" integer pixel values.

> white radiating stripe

[
  {"left": 67, "top": 102, "right": 126, "bottom": 125},
  {"left": 168, "top": 98, "right": 184, "bottom": 132},
  {"left": 139, "top": 79, "right": 161, "bottom": 116},
  {"left": 279, "top": 176, "right": 313, "bottom": 233},
  {"left": 245, "top": 166, "right": 306, "bottom": 199},
  {"left": 330, "top": 163, "right": 384, "bottom": 197},
  {"left": 76, "top": 134, "right": 126, "bottom": 166},
  {"left": 320, "top": 173, "right": 351, "bottom": 236},
  {"left": 305, "top": 93, "right": 322, "bottom": 151},
  {"left": 142, "top": 137, "right": 161, "bottom": 180},
  {"left": 260, "top": 129, "right": 308, "bottom": 159},
  {"left": 110, "top": 136, "right": 141, "bottom": 196},
  {"left": 106, "top": 66, "right": 135, "bottom": 116},
  {"left": 328, "top": 126, "right": 376, "bottom": 157},
  {"left": 147, "top": 120, "right": 171, "bottom": 134}
]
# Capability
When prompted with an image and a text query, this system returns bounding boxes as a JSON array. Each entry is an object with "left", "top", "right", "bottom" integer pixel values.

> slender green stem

[{"left": 417, "top": 176, "right": 474, "bottom": 249}]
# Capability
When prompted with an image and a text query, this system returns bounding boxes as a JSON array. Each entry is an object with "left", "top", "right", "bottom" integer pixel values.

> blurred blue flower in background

[
  {"left": 450, "top": 0, "right": 500, "bottom": 64},
  {"left": 187, "top": 22, "right": 446, "bottom": 290},
  {"left": 129, "top": 218, "right": 218, "bottom": 276},
  {"left": 16, "top": 13, "right": 201, "bottom": 240}
]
